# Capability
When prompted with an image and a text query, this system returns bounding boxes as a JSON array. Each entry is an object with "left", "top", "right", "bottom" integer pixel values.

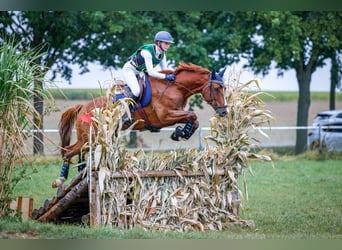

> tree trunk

[
  {"left": 329, "top": 54, "right": 338, "bottom": 110},
  {"left": 295, "top": 68, "right": 312, "bottom": 154},
  {"left": 33, "top": 80, "right": 44, "bottom": 155}
]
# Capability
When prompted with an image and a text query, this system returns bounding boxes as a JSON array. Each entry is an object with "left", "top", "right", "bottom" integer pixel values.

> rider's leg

[
  {"left": 122, "top": 64, "right": 140, "bottom": 125},
  {"left": 122, "top": 62, "right": 140, "bottom": 97}
]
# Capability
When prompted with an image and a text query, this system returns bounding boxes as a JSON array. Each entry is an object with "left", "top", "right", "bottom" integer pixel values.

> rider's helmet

[{"left": 154, "top": 31, "right": 174, "bottom": 44}]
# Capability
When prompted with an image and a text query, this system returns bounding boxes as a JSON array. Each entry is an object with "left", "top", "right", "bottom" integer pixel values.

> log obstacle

[{"left": 32, "top": 165, "right": 247, "bottom": 230}]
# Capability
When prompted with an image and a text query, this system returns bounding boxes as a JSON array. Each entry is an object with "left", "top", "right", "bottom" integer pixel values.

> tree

[
  {"left": 0, "top": 11, "right": 153, "bottom": 154},
  {"left": 1, "top": 11, "right": 233, "bottom": 151},
  {"left": 329, "top": 51, "right": 342, "bottom": 110},
  {"left": 188, "top": 11, "right": 342, "bottom": 154},
  {"left": 220, "top": 11, "right": 342, "bottom": 154}
]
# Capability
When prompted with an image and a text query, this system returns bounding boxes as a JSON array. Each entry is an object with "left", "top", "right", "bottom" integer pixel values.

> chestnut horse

[{"left": 52, "top": 62, "right": 228, "bottom": 188}]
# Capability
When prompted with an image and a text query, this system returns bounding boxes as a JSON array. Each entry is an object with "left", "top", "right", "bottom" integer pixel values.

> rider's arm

[
  {"left": 158, "top": 54, "right": 168, "bottom": 70},
  {"left": 140, "top": 49, "right": 166, "bottom": 79}
]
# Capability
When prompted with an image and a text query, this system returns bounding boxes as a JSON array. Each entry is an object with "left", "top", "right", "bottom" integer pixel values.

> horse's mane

[{"left": 174, "top": 62, "right": 210, "bottom": 75}]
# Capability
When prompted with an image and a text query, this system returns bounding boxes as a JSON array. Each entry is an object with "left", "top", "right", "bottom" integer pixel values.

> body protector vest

[{"left": 129, "top": 44, "right": 165, "bottom": 72}]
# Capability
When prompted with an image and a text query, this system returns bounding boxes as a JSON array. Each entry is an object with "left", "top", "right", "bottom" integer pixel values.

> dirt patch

[{"left": 0, "top": 230, "right": 39, "bottom": 239}]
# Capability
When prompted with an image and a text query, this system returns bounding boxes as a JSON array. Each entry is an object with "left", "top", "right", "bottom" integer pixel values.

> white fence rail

[{"left": 25, "top": 126, "right": 335, "bottom": 155}]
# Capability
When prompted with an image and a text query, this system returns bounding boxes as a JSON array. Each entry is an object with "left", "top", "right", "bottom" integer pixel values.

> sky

[{"left": 51, "top": 61, "right": 335, "bottom": 92}]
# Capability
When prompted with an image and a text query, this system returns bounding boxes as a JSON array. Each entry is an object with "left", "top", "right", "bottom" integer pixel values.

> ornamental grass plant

[{"left": 0, "top": 39, "right": 54, "bottom": 218}]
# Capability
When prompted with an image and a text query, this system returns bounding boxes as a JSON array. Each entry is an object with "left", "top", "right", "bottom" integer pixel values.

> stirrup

[{"left": 52, "top": 177, "right": 66, "bottom": 188}]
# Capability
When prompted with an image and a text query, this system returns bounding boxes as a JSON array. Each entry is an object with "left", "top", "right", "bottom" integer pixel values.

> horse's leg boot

[
  {"left": 182, "top": 121, "right": 195, "bottom": 140},
  {"left": 171, "top": 126, "right": 184, "bottom": 141},
  {"left": 78, "top": 157, "right": 86, "bottom": 172}
]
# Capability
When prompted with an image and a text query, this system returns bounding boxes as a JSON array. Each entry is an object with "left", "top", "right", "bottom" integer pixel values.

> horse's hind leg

[
  {"left": 77, "top": 153, "right": 86, "bottom": 172},
  {"left": 52, "top": 157, "right": 71, "bottom": 188}
]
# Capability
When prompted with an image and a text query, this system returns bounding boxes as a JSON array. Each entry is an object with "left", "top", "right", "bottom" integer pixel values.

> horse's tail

[{"left": 59, "top": 104, "right": 83, "bottom": 156}]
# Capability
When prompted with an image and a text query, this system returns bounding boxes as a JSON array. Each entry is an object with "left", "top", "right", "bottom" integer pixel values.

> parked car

[{"left": 307, "top": 110, "right": 342, "bottom": 151}]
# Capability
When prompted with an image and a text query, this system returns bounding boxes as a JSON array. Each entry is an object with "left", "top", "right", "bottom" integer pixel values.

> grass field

[{"left": 1, "top": 153, "right": 341, "bottom": 239}]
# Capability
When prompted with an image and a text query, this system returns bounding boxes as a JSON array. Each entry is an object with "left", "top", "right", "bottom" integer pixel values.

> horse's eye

[{"left": 213, "top": 87, "right": 221, "bottom": 93}]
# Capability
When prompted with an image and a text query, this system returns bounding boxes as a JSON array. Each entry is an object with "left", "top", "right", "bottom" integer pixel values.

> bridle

[
  {"left": 153, "top": 72, "right": 227, "bottom": 114},
  {"left": 203, "top": 73, "right": 227, "bottom": 114}
]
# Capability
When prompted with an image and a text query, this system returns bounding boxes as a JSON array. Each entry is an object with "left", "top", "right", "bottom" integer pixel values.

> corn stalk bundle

[{"left": 89, "top": 76, "right": 273, "bottom": 231}]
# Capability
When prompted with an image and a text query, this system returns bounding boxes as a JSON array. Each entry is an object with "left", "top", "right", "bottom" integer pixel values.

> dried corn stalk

[{"left": 89, "top": 75, "right": 273, "bottom": 231}]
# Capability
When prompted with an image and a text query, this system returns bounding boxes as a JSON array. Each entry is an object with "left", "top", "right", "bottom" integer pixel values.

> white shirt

[{"left": 140, "top": 48, "right": 168, "bottom": 79}]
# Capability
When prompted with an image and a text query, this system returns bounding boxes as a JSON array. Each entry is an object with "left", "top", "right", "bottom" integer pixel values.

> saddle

[{"left": 112, "top": 72, "right": 152, "bottom": 110}]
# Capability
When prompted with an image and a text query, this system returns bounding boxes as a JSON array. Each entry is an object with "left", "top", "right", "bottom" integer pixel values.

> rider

[{"left": 121, "top": 30, "right": 176, "bottom": 125}]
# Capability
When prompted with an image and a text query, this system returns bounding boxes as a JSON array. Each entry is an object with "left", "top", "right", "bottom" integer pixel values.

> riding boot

[{"left": 122, "top": 91, "right": 138, "bottom": 126}]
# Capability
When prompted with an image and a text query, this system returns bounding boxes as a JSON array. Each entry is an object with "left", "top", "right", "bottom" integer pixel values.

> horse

[{"left": 52, "top": 62, "right": 228, "bottom": 188}]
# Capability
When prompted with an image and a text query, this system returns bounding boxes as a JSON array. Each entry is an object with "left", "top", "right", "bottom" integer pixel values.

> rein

[
  {"left": 152, "top": 72, "right": 226, "bottom": 111},
  {"left": 152, "top": 80, "right": 174, "bottom": 112},
  {"left": 152, "top": 77, "right": 197, "bottom": 112}
]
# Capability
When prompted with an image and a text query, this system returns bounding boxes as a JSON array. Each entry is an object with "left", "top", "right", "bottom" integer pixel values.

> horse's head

[{"left": 202, "top": 69, "right": 228, "bottom": 117}]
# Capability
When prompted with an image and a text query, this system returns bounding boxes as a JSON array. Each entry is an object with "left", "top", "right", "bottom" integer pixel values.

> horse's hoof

[
  {"left": 52, "top": 177, "right": 66, "bottom": 188},
  {"left": 170, "top": 132, "right": 180, "bottom": 141},
  {"left": 171, "top": 126, "right": 183, "bottom": 141}
]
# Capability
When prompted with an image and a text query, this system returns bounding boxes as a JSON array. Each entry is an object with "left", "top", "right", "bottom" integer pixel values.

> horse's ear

[
  {"left": 211, "top": 68, "right": 218, "bottom": 80},
  {"left": 218, "top": 67, "right": 226, "bottom": 78},
  {"left": 220, "top": 66, "right": 230, "bottom": 84},
  {"left": 211, "top": 68, "right": 224, "bottom": 82}
]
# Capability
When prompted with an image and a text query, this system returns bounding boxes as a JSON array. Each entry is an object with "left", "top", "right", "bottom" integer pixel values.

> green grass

[
  {"left": 242, "top": 159, "right": 342, "bottom": 239},
  {"left": 49, "top": 88, "right": 106, "bottom": 100},
  {"left": 1, "top": 155, "right": 341, "bottom": 239}
]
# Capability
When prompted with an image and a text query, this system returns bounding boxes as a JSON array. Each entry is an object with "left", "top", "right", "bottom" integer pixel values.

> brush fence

[
  {"left": 88, "top": 146, "right": 249, "bottom": 232},
  {"left": 86, "top": 82, "right": 272, "bottom": 231}
]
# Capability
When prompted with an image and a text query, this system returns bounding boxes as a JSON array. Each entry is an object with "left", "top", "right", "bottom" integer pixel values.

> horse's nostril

[{"left": 215, "top": 106, "right": 228, "bottom": 117}]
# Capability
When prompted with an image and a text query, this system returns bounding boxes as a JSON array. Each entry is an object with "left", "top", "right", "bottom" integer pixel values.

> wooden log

[
  {"left": 89, "top": 174, "right": 101, "bottom": 227},
  {"left": 31, "top": 206, "right": 45, "bottom": 219},
  {"left": 37, "top": 178, "right": 88, "bottom": 222},
  {"left": 109, "top": 169, "right": 226, "bottom": 178}
]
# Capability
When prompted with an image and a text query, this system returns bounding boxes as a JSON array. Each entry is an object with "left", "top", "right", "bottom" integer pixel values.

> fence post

[
  {"left": 198, "top": 127, "right": 203, "bottom": 151},
  {"left": 318, "top": 125, "right": 322, "bottom": 154}
]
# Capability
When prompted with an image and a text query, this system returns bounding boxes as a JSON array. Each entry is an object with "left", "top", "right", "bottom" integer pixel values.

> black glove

[{"left": 165, "top": 74, "right": 176, "bottom": 82}]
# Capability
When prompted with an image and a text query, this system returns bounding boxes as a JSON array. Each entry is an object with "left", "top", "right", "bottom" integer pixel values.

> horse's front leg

[{"left": 164, "top": 110, "right": 199, "bottom": 141}]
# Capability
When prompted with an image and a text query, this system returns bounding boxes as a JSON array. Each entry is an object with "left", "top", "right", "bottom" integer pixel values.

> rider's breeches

[{"left": 122, "top": 62, "right": 140, "bottom": 97}]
